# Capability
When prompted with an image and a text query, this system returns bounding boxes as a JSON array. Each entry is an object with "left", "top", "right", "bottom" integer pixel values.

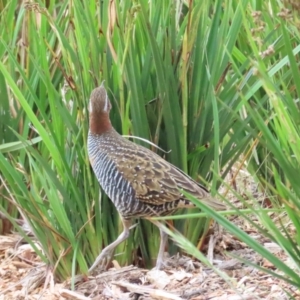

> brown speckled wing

[{"left": 107, "top": 142, "right": 209, "bottom": 207}]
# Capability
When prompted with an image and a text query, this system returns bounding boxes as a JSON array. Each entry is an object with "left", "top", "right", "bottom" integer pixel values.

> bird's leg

[
  {"left": 149, "top": 220, "right": 169, "bottom": 270},
  {"left": 156, "top": 227, "right": 168, "bottom": 270},
  {"left": 88, "top": 217, "right": 132, "bottom": 274}
]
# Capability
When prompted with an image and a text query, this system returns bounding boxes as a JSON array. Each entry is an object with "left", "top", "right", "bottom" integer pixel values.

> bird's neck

[{"left": 89, "top": 113, "right": 113, "bottom": 135}]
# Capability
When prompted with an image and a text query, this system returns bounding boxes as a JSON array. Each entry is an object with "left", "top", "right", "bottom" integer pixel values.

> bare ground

[{"left": 0, "top": 168, "right": 299, "bottom": 300}]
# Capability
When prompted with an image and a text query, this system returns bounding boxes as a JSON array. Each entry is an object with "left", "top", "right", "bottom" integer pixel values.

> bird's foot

[
  {"left": 154, "top": 256, "right": 168, "bottom": 270},
  {"left": 88, "top": 247, "right": 114, "bottom": 274}
]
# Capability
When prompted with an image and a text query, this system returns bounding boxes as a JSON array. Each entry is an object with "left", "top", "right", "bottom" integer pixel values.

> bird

[{"left": 87, "top": 83, "right": 226, "bottom": 273}]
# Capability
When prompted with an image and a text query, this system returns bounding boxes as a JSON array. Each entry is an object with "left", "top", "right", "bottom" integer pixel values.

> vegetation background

[{"left": 0, "top": 0, "right": 300, "bottom": 291}]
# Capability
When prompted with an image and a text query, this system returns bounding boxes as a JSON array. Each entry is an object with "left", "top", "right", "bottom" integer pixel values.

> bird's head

[
  {"left": 88, "top": 82, "right": 112, "bottom": 115},
  {"left": 88, "top": 83, "right": 113, "bottom": 134}
]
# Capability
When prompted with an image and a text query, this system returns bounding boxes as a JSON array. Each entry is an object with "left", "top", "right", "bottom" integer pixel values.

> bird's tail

[{"left": 201, "top": 196, "right": 226, "bottom": 211}]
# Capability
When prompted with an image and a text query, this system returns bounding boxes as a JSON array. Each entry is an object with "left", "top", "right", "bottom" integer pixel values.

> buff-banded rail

[{"left": 87, "top": 83, "right": 225, "bottom": 273}]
